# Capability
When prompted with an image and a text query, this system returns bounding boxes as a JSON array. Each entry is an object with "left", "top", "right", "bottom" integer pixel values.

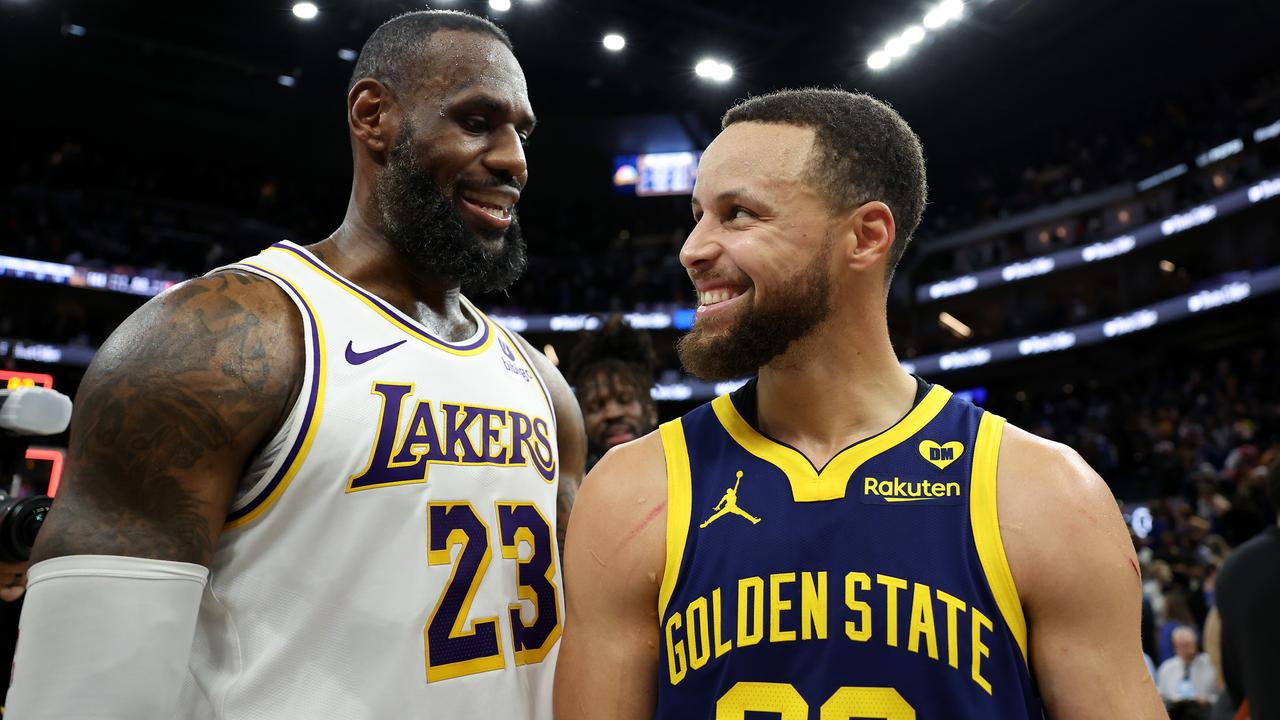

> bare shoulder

[
  {"left": 32, "top": 270, "right": 304, "bottom": 565},
  {"left": 995, "top": 422, "right": 1136, "bottom": 604},
  {"left": 564, "top": 431, "right": 668, "bottom": 602}
]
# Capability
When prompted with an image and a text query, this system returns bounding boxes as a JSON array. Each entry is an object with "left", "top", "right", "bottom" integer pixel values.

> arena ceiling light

[
  {"left": 603, "top": 33, "right": 626, "bottom": 52},
  {"left": 695, "top": 59, "right": 734, "bottom": 83},
  {"left": 488, "top": 0, "right": 511, "bottom": 12},
  {"left": 337, "top": 48, "right": 357, "bottom": 62},
  {"left": 868, "top": 0, "right": 966, "bottom": 71},
  {"left": 291, "top": 2, "right": 318, "bottom": 21}
]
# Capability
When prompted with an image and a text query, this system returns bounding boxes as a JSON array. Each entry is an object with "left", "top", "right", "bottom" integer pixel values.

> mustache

[{"left": 455, "top": 175, "right": 524, "bottom": 193}]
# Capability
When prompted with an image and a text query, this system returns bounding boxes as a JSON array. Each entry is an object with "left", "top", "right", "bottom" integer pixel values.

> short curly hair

[
  {"left": 722, "top": 88, "right": 928, "bottom": 285},
  {"left": 567, "top": 315, "right": 657, "bottom": 403},
  {"left": 349, "top": 10, "right": 512, "bottom": 95}
]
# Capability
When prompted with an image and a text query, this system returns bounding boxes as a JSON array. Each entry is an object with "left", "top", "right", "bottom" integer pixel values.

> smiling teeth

[
  {"left": 475, "top": 204, "right": 510, "bottom": 220},
  {"left": 698, "top": 289, "right": 741, "bottom": 306}
]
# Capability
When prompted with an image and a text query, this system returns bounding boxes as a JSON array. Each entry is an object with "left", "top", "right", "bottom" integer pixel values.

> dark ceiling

[{"left": 3, "top": 0, "right": 1278, "bottom": 227}]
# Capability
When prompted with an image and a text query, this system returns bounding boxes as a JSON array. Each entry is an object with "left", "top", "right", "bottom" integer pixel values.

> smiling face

[
  {"left": 374, "top": 29, "right": 536, "bottom": 292},
  {"left": 676, "top": 122, "right": 839, "bottom": 380},
  {"left": 577, "top": 367, "right": 658, "bottom": 455}
]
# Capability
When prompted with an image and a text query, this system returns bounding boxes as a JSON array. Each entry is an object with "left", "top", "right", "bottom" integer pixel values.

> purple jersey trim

[
  {"left": 224, "top": 264, "right": 323, "bottom": 525},
  {"left": 271, "top": 241, "right": 490, "bottom": 353}
]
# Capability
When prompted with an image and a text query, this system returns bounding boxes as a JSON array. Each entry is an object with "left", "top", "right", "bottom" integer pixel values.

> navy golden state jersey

[{"left": 654, "top": 379, "right": 1043, "bottom": 719}]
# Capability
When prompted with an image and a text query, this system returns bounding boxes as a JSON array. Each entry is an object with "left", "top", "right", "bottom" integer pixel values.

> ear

[
  {"left": 348, "top": 78, "right": 398, "bottom": 155},
  {"left": 844, "top": 201, "right": 897, "bottom": 273}
]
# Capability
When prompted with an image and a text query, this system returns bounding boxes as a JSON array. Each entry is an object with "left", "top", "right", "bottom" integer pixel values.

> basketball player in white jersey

[{"left": 6, "top": 10, "right": 584, "bottom": 719}]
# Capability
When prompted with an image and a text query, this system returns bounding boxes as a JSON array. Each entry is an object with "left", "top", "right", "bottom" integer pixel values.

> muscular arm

[
  {"left": 31, "top": 270, "right": 303, "bottom": 567},
  {"left": 998, "top": 425, "right": 1168, "bottom": 719},
  {"left": 555, "top": 434, "right": 667, "bottom": 720},
  {"left": 511, "top": 333, "right": 587, "bottom": 549}
]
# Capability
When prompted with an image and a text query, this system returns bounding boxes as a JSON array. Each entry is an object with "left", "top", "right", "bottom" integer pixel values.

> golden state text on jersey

[
  {"left": 654, "top": 380, "right": 1044, "bottom": 719},
  {"left": 178, "top": 242, "right": 562, "bottom": 720}
]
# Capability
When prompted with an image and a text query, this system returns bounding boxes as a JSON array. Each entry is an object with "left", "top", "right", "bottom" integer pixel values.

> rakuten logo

[
  {"left": 1247, "top": 178, "right": 1280, "bottom": 204},
  {"left": 1017, "top": 332, "right": 1076, "bottom": 356},
  {"left": 1188, "top": 282, "right": 1251, "bottom": 313},
  {"left": 1001, "top": 257, "right": 1055, "bottom": 282},
  {"left": 927, "top": 276, "right": 979, "bottom": 299},
  {"left": 1082, "top": 235, "right": 1136, "bottom": 262},
  {"left": 939, "top": 348, "right": 992, "bottom": 371},
  {"left": 1160, "top": 205, "right": 1217, "bottom": 236},
  {"left": 1103, "top": 310, "right": 1158, "bottom": 337}
]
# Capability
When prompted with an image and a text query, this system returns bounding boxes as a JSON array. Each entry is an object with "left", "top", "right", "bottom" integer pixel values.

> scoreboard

[{"left": 1, "top": 370, "right": 66, "bottom": 496}]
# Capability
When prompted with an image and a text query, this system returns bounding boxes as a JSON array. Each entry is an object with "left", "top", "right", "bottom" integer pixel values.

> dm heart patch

[{"left": 919, "top": 440, "right": 965, "bottom": 470}]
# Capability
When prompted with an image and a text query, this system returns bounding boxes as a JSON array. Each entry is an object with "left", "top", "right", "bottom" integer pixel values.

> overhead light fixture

[
  {"left": 277, "top": 75, "right": 297, "bottom": 87},
  {"left": 292, "top": 2, "right": 318, "bottom": 20},
  {"left": 902, "top": 25, "right": 926, "bottom": 44},
  {"left": 64, "top": 23, "right": 87, "bottom": 37},
  {"left": 337, "top": 48, "right": 357, "bottom": 62},
  {"left": 488, "top": 0, "right": 511, "bottom": 12},
  {"left": 885, "top": 36, "right": 910, "bottom": 57},
  {"left": 867, "top": 51, "right": 891, "bottom": 70},
  {"left": 603, "top": 33, "right": 625, "bottom": 51},
  {"left": 938, "top": 311, "right": 973, "bottom": 339},
  {"left": 695, "top": 59, "right": 733, "bottom": 82}
]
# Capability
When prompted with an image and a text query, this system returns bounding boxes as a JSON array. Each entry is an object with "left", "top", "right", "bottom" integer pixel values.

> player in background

[{"left": 558, "top": 316, "right": 659, "bottom": 548}]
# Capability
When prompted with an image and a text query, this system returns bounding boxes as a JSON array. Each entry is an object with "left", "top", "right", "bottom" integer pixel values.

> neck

[
  {"left": 754, "top": 304, "right": 917, "bottom": 470},
  {"left": 308, "top": 194, "right": 474, "bottom": 340}
]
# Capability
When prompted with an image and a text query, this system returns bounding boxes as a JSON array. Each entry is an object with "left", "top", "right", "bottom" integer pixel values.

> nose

[
  {"left": 484, "top": 125, "right": 528, "bottom": 186},
  {"left": 603, "top": 398, "right": 626, "bottom": 420},
  {"left": 679, "top": 215, "right": 721, "bottom": 273}
]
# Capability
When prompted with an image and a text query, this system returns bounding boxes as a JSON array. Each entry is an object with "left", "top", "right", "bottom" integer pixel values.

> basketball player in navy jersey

[
  {"left": 9, "top": 11, "right": 583, "bottom": 719},
  {"left": 556, "top": 89, "right": 1165, "bottom": 719}
]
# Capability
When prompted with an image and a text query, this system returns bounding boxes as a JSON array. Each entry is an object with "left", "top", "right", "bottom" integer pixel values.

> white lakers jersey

[{"left": 179, "top": 241, "right": 562, "bottom": 719}]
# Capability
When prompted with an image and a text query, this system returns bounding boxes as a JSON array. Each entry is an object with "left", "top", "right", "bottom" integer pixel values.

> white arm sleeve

[{"left": 5, "top": 555, "right": 209, "bottom": 720}]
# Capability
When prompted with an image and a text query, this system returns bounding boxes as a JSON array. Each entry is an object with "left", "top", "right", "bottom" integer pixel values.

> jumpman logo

[{"left": 700, "top": 470, "right": 762, "bottom": 529}]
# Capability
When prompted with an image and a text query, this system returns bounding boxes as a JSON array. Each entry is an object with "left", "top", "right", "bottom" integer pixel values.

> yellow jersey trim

[
  {"left": 223, "top": 261, "right": 327, "bottom": 530},
  {"left": 710, "top": 385, "right": 953, "bottom": 502},
  {"left": 658, "top": 419, "right": 693, "bottom": 619},
  {"left": 969, "top": 412, "right": 1029, "bottom": 665},
  {"left": 265, "top": 243, "right": 494, "bottom": 357}
]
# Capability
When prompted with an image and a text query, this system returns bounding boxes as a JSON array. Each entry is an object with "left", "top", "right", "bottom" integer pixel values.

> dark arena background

[{"left": 1, "top": 0, "right": 1278, "bottom": 715}]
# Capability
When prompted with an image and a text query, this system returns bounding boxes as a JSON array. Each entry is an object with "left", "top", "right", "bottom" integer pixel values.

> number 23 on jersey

[{"left": 424, "top": 501, "right": 562, "bottom": 682}]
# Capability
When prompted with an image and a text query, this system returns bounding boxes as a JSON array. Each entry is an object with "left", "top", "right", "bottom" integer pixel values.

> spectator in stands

[
  {"left": 1156, "top": 625, "right": 1219, "bottom": 709},
  {"left": 1212, "top": 455, "right": 1280, "bottom": 719}
]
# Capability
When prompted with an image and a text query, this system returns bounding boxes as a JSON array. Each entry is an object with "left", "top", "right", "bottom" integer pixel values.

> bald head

[{"left": 1172, "top": 625, "right": 1199, "bottom": 662}]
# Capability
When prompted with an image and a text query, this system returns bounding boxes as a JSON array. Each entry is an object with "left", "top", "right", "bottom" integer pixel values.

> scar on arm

[{"left": 622, "top": 501, "right": 666, "bottom": 545}]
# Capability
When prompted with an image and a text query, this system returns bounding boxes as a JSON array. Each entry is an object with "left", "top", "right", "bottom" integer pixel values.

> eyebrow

[
  {"left": 450, "top": 90, "right": 537, "bottom": 131},
  {"left": 691, "top": 188, "right": 769, "bottom": 210}
]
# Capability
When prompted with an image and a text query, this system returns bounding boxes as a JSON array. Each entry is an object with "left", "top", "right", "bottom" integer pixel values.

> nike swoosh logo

[{"left": 345, "top": 340, "right": 407, "bottom": 365}]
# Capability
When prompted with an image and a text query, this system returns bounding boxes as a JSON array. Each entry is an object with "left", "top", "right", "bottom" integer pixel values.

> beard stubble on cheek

[
  {"left": 375, "top": 124, "right": 529, "bottom": 293},
  {"left": 676, "top": 233, "right": 835, "bottom": 381}
]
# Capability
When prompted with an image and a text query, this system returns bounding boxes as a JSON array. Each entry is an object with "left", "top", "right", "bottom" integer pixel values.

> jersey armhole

[
  {"left": 969, "top": 412, "right": 1030, "bottom": 665},
  {"left": 220, "top": 262, "right": 326, "bottom": 530},
  {"left": 658, "top": 418, "right": 693, "bottom": 619}
]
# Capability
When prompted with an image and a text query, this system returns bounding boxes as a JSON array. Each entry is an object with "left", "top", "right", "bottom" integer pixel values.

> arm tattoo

[{"left": 34, "top": 272, "right": 301, "bottom": 565}]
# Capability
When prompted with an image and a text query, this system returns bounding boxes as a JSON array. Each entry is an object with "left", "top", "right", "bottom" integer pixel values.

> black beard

[
  {"left": 375, "top": 124, "right": 528, "bottom": 293},
  {"left": 677, "top": 233, "right": 834, "bottom": 381}
]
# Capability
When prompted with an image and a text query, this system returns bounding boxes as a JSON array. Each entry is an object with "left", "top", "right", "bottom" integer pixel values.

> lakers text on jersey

[
  {"left": 178, "top": 241, "right": 562, "bottom": 719},
  {"left": 654, "top": 380, "right": 1044, "bottom": 719}
]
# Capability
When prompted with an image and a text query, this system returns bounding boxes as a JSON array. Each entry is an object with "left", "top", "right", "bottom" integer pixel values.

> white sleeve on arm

[{"left": 5, "top": 555, "right": 209, "bottom": 720}]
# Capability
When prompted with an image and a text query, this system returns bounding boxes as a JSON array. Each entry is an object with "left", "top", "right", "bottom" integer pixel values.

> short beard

[
  {"left": 677, "top": 233, "right": 834, "bottom": 381},
  {"left": 375, "top": 122, "right": 528, "bottom": 293}
]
